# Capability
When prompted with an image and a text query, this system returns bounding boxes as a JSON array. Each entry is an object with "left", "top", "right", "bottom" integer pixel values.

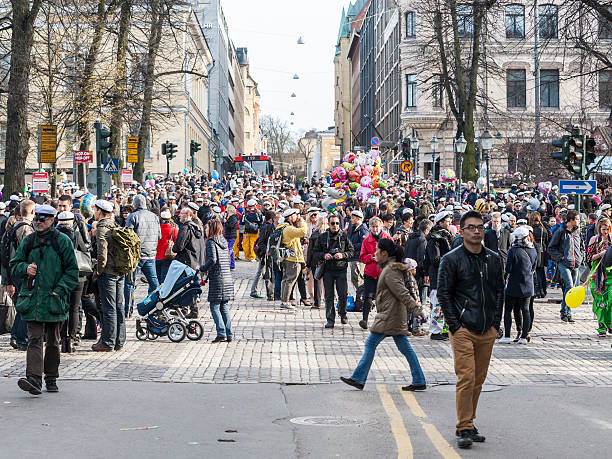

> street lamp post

[
  {"left": 411, "top": 133, "right": 419, "bottom": 184},
  {"left": 454, "top": 133, "right": 467, "bottom": 197},
  {"left": 481, "top": 129, "right": 493, "bottom": 196},
  {"left": 430, "top": 135, "right": 439, "bottom": 204}
]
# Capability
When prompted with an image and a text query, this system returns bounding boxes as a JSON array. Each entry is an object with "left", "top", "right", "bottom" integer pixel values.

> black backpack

[{"left": 0, "top": 222, "right": 29, "bottom": 271}]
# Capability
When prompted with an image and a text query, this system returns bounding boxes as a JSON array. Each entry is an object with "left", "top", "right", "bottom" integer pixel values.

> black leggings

[
  {"left": 504, "top": 295, "right": 532, "bottom": 339},
  {"left": 362, "top": 275, "right": 378, "bottom": 321}
]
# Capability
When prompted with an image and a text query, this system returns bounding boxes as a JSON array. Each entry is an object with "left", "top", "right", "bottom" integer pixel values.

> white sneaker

[
  {"left": 517, "top": 338, "right": 528, "bottom": 345},
  {"left": 280, "top": 303, "right": 295, "bottom": 310},
  {"left": 498, "top": 337, "right": 512, "bottom": 344}
]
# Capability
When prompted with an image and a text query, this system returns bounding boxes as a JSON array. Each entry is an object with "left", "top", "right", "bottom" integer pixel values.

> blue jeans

[
  {"left": 274, "top": 267, "right": 283, "bottom": 300},
  {"left": 124, "top": 271, "right": 135, "bottom": 317},
  {"left": 210, "top": 302, "right": 232, "bottom": 339},
  {"left": 139, "top": 259, "right": 159, "bottom": 295},
  {"left": 11, "top": 312, "right": 28, "bottom": 346},
  {"left": 156, "top": 259, "right": 172, "bottom": 285},
  {"left": 99, "top": 273, "right": 125, "bottom": 348},
  {"left": 558, "top": 264, "right": 579, "bottom": 318},
  {"left": 250, "top": 259, "right": 264, "bottom": 295},
  {"left": 351, "top": 332, "right": 426, "bottom": 386}
]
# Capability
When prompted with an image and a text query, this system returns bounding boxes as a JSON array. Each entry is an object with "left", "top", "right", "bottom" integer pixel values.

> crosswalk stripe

[
  {"left": 420, "top": 421, "right": 462, "bottom": 459},
  {"left": 399, "top": 388, "right": 428, "bottom": 418},
  {"left": 377, "top": 384, "right": 413, "bottom": 459}
]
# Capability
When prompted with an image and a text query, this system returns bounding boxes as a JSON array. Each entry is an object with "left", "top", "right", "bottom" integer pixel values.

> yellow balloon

[{"left": 565, "top": 286, "right": 585, "bottom": 309}]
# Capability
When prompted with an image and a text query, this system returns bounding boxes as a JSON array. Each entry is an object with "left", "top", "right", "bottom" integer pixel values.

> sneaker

[
  {"left": 430, "top": 333, "right": 448, "bottom": 341},
  {"left": 455, "top": 427, "right": 485, "bottom": 443},
  {"left": 567, "top": 316, "right": 575, "bottom": 323},
  {"left": 402, "top": 384, "right": 426, "bottom": 391},
  {"left": 17, "top": 377, "right": 42, "bottom": 395},
  {"left": 517, "top": 338, "right": 528, "bottom": 345},
  {"left": 212, "top": 336, "right": 227, "bottom": 343},
  {"left": 280, "top": 303, "right": 295, "bottom": 310},
  {"left": 561, "top": 316, "right": 569, "bottom": 323},
  {"left": 456, "top": 430, "right": 473, "bottom": 449},
  {"left": 599, "top": 331, "right": 607, "bottom": 338},
  {"left": 340, "top": 376, "right": 364, "bottom": 390},
  {"left": 45, "top": 380, "right": 59, "bottom": 393},
  {"left": 340, "top": 316, "right": 348, "bottom": 325},
  {"left": 9, "top": 340, "right": 18, "bottom": 350},
  {"left": 498, "top": 337, "right": 512, "bottom": 344},
  {"left": 359, "top": 320, "right": 368, "bottom": 330},
  {"left": 250, "top": 293, "right": 264, "bottom": 299},
  {"left": 324, "top": 321, "right": 334, "bottom": 329},
  {"left": 413, "top": 330, "right": 427, "bottom": 337}
]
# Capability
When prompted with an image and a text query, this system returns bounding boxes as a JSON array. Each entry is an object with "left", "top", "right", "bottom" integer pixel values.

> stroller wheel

[
  {"left": 136, "top": 327, "right": 148, "bottom": 341},
  {"left": 167, "top": 322, "right": 186, "bottom": 343},
  {"left": 187, "top": 321, "right": 204, "bottom": 341},
  {"left": 147, "top": 330, "right": 159, "bottom": 340}
]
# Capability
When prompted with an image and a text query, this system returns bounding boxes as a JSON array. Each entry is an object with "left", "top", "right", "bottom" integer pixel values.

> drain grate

[{"left": 289, "top": 416, "right": 372, "bottom": 426}]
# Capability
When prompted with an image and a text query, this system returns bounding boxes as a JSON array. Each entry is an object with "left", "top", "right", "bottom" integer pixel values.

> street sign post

[
  {"left": 32, "top": 172, "right": 49, "bottom": 193},
  {"left": 121, "top": 169, "right": 133, "bottom": 184},
  {"left": 74, "top": 151, "right": 93, "bottom": 164},
  {"left": 370, "top": 137, "right": 380, "bottom": 149},
  {"left": 127, "top": 137, "right": 138, "bottom": 163},
  {"left": 400, "top": 160, "right": 413, "bottom": 173},
  {"left": 39, "top": 125, "right": 57, "bottom": 163},
  {"left": 559, "top": 179, "right": 597, "bottom": 195},
  {"left": 103, "top": 158, "right": 119, "bottom": 174}
]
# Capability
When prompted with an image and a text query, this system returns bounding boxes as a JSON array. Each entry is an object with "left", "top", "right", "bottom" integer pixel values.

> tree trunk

[
  {"left": 4, "top": 0, "right": 42, "bottom": 196},
  {"left": 134, "top": 0, "right": 163, "bottom": 184},
  {"left": 109, "top": 0, "right": 132, "bottom": 185}
]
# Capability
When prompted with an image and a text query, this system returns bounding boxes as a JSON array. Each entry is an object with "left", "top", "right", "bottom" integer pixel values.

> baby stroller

[{"left": 136, "top": 261, "right": 205, "bottom": 342}]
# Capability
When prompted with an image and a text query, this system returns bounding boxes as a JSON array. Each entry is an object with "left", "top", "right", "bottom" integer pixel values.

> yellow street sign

[
  {"left": 40, "top": 125, "right": 57, "bottom": 163},
  {"left": 127, "top": 136, "right": 139, "bottom": 163},
  {"left": 400, "top": 160, "right": 413, "bottom": 173}
]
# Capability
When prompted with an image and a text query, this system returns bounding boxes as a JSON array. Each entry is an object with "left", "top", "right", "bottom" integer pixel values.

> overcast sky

[{"left": 222, "top": 0, "right": 347, "bottom": 137}]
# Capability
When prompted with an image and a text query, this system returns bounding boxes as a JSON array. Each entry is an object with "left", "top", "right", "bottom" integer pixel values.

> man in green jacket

[{"left": 10, "top": 205, "right": 79, "bottom": 395}]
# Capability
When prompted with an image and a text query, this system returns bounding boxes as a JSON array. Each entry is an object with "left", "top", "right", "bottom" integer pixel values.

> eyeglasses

[
  {"left": 461, "top": 224, "right": 485, "bottom": 232},
  {"left": 329, "top": 222, "right": 340, "bottom": 226},
  {"left": 35, "top": 214, "right": 51, "bottom": 222}
]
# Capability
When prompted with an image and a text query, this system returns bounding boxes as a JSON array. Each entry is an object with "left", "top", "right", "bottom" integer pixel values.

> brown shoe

[{"left": 91, "top": 342, "right": 113, "bottom": 352}]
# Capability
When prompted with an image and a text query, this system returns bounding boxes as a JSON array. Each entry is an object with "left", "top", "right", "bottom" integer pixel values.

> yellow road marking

[
  {"left": 420, "top": 422, "right": 462, "bottom": 459},
  {"left": 399, "top": 388, "right": 427, "bottom": 418},
  {"left": 377, "top": 384, "right": 413, "bottom": 459}
]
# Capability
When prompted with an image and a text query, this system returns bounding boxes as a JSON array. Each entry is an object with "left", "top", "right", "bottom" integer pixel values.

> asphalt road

[{"left": 1, "top": 378, "right": 610, "bottom": 459}]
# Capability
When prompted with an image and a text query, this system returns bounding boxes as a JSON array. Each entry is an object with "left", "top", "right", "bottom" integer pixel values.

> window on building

[
  {"left": 540, "top": 69, "right": 559, "bottom": 108},
  {"left": 229, "top": 100, "right": 234, "bottom": 117},
  {"left": 433, "top": 74, "right": 443, "bottom": 107},
  {"left": 406, "top": 74, "right": 417, "bottom": 107},
  {"left": 457, "top": 5, "right": 473, "bottom": 38},
  {"left": 599, "top": 9, "right": 612, "bottom": 39},
  {"left": 405, "top": 12, "right": 416, "bottom": 38},
  {"left": 229, "top": 128, "right": 235, "bottom": 145},
  {"left": 600, "top": 70, "right": 612, "bottom": 108},
  {"left": 245, "top": 132, "right": 251, "bottom": 139},
  {"left": 505, "top": 5, "right": 525, "bottom": 39},
  {"left": 507, "top": 69, "right": 526, "bottom": 108},
  {"left": 539, "top": 4, "right": 558, "bottom": 39}
]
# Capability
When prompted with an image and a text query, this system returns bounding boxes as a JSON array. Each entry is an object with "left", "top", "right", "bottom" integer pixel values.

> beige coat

[
  {"left": 278, "top": 221, "right": 307, "bottom": 263},
  {"left": 370, "top": 261, "right": 423, "bottom": 335}
]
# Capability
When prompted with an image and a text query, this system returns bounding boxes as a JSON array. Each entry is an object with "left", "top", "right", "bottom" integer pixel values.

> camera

[{"left": 330, "top": 248, "right": 340, "bottom": 255}]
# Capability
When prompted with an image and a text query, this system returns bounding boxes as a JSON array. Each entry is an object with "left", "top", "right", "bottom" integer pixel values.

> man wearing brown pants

[{"left": 437, "top": 211, "right": 504, "bottom": 449}]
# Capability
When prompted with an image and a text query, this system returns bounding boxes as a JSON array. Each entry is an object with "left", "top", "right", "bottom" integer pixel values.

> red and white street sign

[
  {"left": 121, "top": 169, "right": 133, "bottom": 184},
  {"left": 74, "top": 150, "right": 93, "bottom": 164},
  {"left": 32, "top": 172, "right": 49, "bottom": 193}
]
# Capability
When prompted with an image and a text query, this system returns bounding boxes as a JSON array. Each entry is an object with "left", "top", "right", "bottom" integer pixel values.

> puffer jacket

[
  {"left": 360, "top": 232, "right": 392, "bottom": 279},
  {"left": 223, "top": 214, "right": 239, "bottom": 239},
  {"left": 172, "top": 220, "right": 205, "bottom": 270},
  {"left": 10, "top": 228, "right": 79, "bottom": 322},
  {"left": 547, "top": 222, "right": 583, "bottom": 269},
  {"left": 505, "top": 241, "right": 537, "bottom": 298},
  {"left": 369, "top": 261, "right": 422, "bottom": 335},
  {"left": 126, "top": 194, "right": 161, "bottom": 259},
  {"left": 200, "top": 236, "right": 234, "bottom": 303},
  {"left": 423, "top": 225, "right": 453, "bottom": 289},
  {"left": 437, "top": 245, "right": 504, "bottom": 335}
]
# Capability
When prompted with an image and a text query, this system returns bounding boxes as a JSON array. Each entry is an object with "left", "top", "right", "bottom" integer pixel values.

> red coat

[
  {"left": 360, "top": 232, "right": 392, "bottom": 279},
  {"left": 156, "top": 222, "right": 179, "bottom": 260}
]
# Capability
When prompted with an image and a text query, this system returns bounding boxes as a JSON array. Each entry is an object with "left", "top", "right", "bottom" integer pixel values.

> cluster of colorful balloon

[
  {"left": 537, "top": 181, "right": 552, "bottom": 194},
  {"left": 327, "top": 150, "right": 388, "bottom": 207},
  {"left": 441, "top": 168, "right": 456, "bottom": 184}
]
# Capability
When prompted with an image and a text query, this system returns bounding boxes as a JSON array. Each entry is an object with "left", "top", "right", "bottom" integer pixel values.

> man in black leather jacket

[{"left": 437, "top": 210, "right": 504, "bottom": 449}]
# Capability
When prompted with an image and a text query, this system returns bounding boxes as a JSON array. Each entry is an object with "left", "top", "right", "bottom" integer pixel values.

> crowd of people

[{"left": 3, "top": 167, "right": 612, "bottom": 447}]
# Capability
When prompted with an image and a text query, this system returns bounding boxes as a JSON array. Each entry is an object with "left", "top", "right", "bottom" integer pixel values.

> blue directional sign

[
  {"left": 559, "top": 179, "right": 597, "bottom": 195},
  {"left": 371, "top": 136, "right": 380, "bottom": 147},
  {"left": 103, "top": 158, "right": 119, "bottom": 174}
]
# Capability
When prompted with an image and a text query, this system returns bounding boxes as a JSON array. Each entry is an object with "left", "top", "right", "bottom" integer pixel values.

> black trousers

[
  {"left": 323, "top": 269, "right": 348, "bottom": 323},
  {"left": 362, "top": 275, "right": 378, "bottom": 322},
  {"left": 82, "top": 278, "right": 102, "bottom": 339},
  {"left": 61, "top": 279, "right": 85, "bottom": 341},
  {"left": 504, "top": 296, "right": 532, "bottom": 339},
  {"left": 26, "top": 321, "right": 61, "bottom": 386}
]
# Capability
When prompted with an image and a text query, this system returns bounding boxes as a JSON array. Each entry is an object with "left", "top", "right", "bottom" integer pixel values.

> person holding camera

[{"left": 313, "top": 214, "right": 354, "bottom": 328}]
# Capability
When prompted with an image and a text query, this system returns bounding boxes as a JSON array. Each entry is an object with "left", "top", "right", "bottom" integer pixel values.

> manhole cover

[
  {"left": 430, "top": 384, "right": 503, "bottom": 393},
  {"left": 289, "top": 416, "right": 371, "bottom": 426}
]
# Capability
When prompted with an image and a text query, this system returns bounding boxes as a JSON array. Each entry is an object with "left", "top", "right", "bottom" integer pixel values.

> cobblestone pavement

[{"left": 2, "top": 259, "right": 611, "bottom": 386}]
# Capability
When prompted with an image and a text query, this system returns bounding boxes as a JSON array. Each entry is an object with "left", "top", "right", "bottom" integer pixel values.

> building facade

[{"left": 237, "top": 47, "right": 262, "bottom": 156}]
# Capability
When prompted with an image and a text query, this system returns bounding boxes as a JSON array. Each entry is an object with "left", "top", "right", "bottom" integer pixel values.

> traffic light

[
  {"left": 95, "top": 121, "right": 112, "bottom": 164},
  {"left": 161, "top": 141, "right": 167, "bottom": 156},
  {"left": 190, "top": 140, "right": 201, "bottom": 156},
  {"left": 585, "top": 136, "right": 597, "bottom": 167},
  {"left": 551, "top": 134, "right": 572, "bottom": 174},
  {"left": 400, "top": 138, "right": 410, "bottom": 159},
  {"left": 167, "top": 142, "right": 177, "bottom": 160}
]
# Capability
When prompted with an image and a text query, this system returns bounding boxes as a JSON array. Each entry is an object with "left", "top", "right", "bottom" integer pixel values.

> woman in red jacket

[
  {"left": 359, "top": 216, "right": 392, "bottom": 329},
  {"left": 156, "top": 208, "right": 179, "bottom": 284}
]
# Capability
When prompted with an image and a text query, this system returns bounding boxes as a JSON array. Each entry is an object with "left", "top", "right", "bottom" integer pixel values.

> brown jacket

[
  {"left": 95, "top": 217, "right": 118, "bottom": 275},
  {"left": 370, "top": 261, "right": 423, "bottom": 335}
]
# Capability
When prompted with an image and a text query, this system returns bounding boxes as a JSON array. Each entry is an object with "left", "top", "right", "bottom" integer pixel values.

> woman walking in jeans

[
  {"left": 341, "top": 238, "right": 426, "bottom": 391},
  {"left": 200, "top": 220, "right": 234, "bottom": 343}
]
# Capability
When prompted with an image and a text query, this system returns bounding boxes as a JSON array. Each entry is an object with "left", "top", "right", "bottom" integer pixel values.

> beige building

[
  {"left": 334, "top": 7, "right": 353, "bottom": 154},
  {"left": 304, "top": 127, "right": 342, "bottom": 178},
  {"left": 397, "top": 0, "right": 612, "bottom": 180},
  {"left": 237, "top": 47, "right": 262, "bottom": 156}
]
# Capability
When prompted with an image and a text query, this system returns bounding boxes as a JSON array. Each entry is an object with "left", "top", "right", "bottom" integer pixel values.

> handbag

[
  {"left": 314, "top": 261, "right": 326, "bottom": 280},
  {"left": 165, "top": 229, "right": 177, "bottom": 259},
  {"left": 0, "top": 287, "right": 15, "bottom": 335},
  {"left": 75, "top": 250, "right": 93, "bottom": 276}
]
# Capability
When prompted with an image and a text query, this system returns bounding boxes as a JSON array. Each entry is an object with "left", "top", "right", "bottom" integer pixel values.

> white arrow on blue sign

[
  {"left": 559, "top": 179, "right": 597, "bottom": 195},
  {"left": 103, "top": 158, "right": 119, "bottom": 174}
]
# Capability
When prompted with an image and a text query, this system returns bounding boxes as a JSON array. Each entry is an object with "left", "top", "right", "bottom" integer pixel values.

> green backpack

[{"left": 110, "top": 227, "right": 141, "bottom": 275}]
